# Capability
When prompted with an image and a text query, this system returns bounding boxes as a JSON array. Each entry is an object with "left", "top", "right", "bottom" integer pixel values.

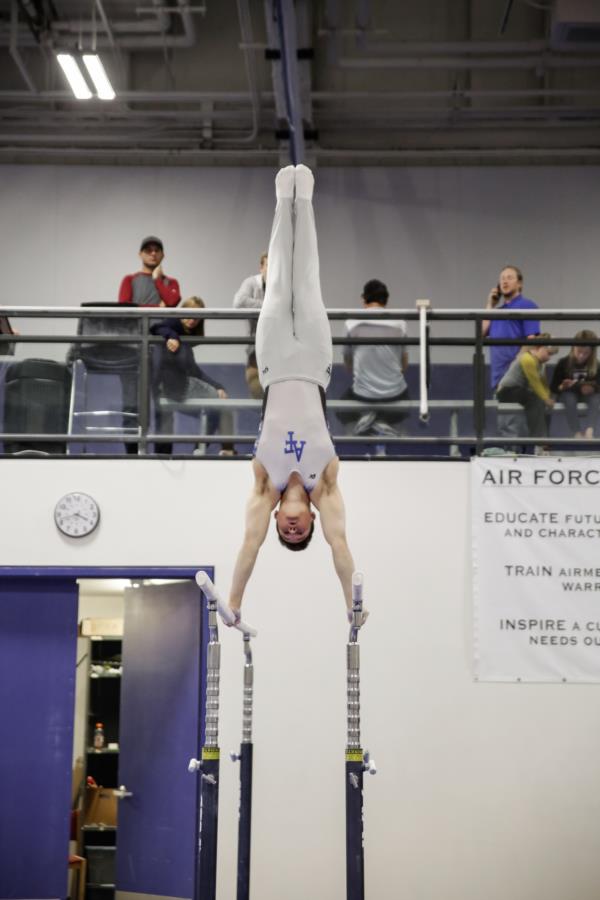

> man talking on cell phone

[{"left": 482, "top": 265, "right": 540, "bottom": 392}]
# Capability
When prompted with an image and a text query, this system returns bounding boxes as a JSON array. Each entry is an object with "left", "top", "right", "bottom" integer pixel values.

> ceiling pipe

[
  {"left": 3, "top": 105, "right": 598, "bottom": 129},
  {"left": 95, "top": 0, "right": 116, "bottom": 47},
  {"left": 0, "top": 0, "right": 195, "bottom": 48},
  {"left": 0, "top": 145, "right": 598, "bottom": 165},
  {"left": 347, "top": 39, "right": 600, "bottom": 55},
  {"left": 9, "top": 0, "right": 36, "bottom": 92},
  {"left": 210, "top": 0, "right": 261, "bottom": 145},
  {"left": 50, "top": 1, "right": 169, "bottom": 36},
  {"left": 338, "top": 55, "right": 600, "bottom": 70},
  {"left": 2, "top": 87, "right": 600, "bottom": 104},
  {"left": 269, "top": 0, "right": 305, "bottom": 164}
]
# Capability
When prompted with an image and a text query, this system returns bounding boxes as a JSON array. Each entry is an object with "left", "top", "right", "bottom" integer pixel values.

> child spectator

[{"left": 496, "top": 334, "right": 557, "bottom": 439}]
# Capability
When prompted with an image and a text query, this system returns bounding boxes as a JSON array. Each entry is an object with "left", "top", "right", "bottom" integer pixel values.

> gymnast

[{"left": 227, "top": 164, "right": 365, "bottom": 625}]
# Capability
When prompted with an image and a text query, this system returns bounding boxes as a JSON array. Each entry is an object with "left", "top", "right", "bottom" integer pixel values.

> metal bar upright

[
  {"left": 473, "top": 318, "right": 486, "bottom": 455},
  {"left": 233, "top": 633, "right": 254, "bottom": 900},
  {"left": 189, "top": 584, "right": 221, "bottom": 900},
  {"left": 345, "top": 572, "right": 375, "bottom": 900},
  {"left": 416, "top": 299, "right": 431, "bottom": 422}
]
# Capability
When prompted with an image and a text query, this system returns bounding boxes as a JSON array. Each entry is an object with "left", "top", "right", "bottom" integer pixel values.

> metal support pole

[
  {"left": 473, "top": 318, "right": 485, "bottom": 455},
  {"left": 416, "top": 299, "right": 431, "bottom": 423},
  {"left": 138, "top": 315, "right": 150, "bottom": 455},
  {"left": 232, "top": 633, "right": 254, "bottom": 900},
  {"left": 189, "top": 580, "right": 221, "bottom": 900},
  {"left": 345, "top": 572, "right": 375, "bottom": 900}
]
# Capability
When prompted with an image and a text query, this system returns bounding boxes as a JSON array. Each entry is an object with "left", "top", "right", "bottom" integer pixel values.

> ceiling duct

[{"left": 551, "top": 0, "right": 600, "bottom": 44}]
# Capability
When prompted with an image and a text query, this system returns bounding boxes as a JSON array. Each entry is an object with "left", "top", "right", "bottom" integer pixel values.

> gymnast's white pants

[{"left": 255, "top": 196, "right": 332, "bottom": 391}]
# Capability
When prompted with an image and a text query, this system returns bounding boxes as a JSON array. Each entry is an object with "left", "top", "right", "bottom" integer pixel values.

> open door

[{"left": 115, "top": 580, "right": 204, "bottom": 900}]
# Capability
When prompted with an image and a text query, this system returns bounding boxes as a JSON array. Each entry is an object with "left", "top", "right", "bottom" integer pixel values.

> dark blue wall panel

[{"left": 0, "top": 577, "right": 78, "bottom": 899}]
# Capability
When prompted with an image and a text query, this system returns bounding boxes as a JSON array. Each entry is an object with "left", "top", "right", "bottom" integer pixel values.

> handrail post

[
  {"left": 474, "top": 317, "right": 485, "bottom": 455},
  {"left": 416, "top": 299, "right": 431, "bottom": 423},
  {"left": 138, "top": 315, "right": 150, "bottom": 455}
]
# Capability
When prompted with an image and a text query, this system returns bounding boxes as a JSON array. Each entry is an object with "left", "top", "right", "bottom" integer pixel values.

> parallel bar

[
  {"left": 236, "top": 743, "right": 253, "bottom": 900},
  {"left": 346, "top": 571, "right": 365, "bottom": 900},
  {"left": 236, "top": 632, "right": 254, "bottom": 900},
  {"left": 193, "top": 581, "right": 221, "bottom": 900},
  {"left": 195, "top": 572, "right": 257, "bottom": 637}
]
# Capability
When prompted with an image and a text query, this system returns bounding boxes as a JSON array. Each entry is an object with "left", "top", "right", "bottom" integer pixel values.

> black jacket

[
  {"left": 550, "top": 354, "right": 600, "bottom": 396},
  {"left": 151, "top": 318, "right": 224, "bottom": 399}
]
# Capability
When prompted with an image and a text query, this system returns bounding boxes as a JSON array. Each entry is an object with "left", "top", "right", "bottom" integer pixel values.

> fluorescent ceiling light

[
  {"left": 82, "top": 54, "right": 116, "bottom": 101},
  {"left": 56, "top": 53, "right": 92, "bottom": 100}
]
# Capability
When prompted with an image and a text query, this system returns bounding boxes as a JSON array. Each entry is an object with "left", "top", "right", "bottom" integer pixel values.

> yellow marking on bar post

[
  {"left": 345, "top": 750, "right": 364, "bottom": 762},
  {"left": 202, "top": 748, "right": 220, "bottom": 760}
]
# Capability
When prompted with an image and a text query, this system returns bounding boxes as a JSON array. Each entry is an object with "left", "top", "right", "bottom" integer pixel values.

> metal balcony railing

[{"left": 1, "top": 304, "right": 599, "bottom": 458}]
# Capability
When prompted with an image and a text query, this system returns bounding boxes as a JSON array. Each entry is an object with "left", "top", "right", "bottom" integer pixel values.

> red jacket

[{"left": 118, "top": 271, "right": 181, "bottom": 307}]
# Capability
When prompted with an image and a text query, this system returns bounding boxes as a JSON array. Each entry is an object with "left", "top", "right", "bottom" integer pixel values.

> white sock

[
  {"left": 294, "top": 164, "right": 314, "bottom": 201},
  {"left": 275, "top": 165, "right": 295, "bottom": 200}
]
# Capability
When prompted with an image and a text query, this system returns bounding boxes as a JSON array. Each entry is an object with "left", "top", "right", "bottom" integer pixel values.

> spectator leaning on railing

[{"left": 550, "top": 329, "right": 600, "bottom": 439}]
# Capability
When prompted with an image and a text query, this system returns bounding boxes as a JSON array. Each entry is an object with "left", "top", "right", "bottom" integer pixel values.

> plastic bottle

[{"left": 93, "top": 722, "right": 105, "bottom": 750}]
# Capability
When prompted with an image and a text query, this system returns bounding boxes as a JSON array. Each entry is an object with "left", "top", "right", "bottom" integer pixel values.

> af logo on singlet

[{"left": 284, "top": 430, "right": 306, "bottom": 462}]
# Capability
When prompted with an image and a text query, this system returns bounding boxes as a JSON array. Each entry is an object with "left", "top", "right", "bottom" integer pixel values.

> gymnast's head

[{"left": 274, "top": 495, "right": 316, "bottom": 551}]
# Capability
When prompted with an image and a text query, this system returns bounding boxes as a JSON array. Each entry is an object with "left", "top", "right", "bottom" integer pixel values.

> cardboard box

[
  {"left": 83, "top": 784, "right": 118, "bottom": 827},
  {"left": 71, "top": 757, "right": 85, "bottom": 808},
  {"left": 80, "top": 617, "right": 123, "bottom": 637}
]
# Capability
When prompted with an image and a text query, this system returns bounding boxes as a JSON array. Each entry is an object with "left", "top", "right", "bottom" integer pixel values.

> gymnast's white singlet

[{"left": 254, "top": 381, "right": 335, "bottom": 493}]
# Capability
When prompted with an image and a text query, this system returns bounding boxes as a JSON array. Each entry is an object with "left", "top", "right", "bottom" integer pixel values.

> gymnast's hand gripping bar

[{"left": 195, "top": 571, "right": 258, "bottom": 638}]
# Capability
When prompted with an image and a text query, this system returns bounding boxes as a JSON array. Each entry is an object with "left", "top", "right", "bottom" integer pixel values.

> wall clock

[{"left": 54, "top": 492, "right": 100, "bottom": 538}]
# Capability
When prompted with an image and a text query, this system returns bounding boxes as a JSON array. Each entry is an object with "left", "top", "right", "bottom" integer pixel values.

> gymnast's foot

[
  {"left": 275, "top": 165, "right": 295, "bottom": 200},
  {"left": 294, "top": 163, "right": 314, "bottom": 201}
]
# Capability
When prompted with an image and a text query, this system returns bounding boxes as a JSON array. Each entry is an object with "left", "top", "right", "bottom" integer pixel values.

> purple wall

[{"left": 0, "top": 577, "right": 78, "bottom": 899}]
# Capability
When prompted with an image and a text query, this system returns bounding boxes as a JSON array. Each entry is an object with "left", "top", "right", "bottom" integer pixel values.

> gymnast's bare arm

[
  {"left": 229, "top": 460, "right": 279, "bottom": 613},
  {"left": 312, "top": 458, "right": 356, "bottom": 614}
]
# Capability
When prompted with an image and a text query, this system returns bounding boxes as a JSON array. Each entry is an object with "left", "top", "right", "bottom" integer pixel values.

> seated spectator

[
  {"left": 496, "top": 335, "right": 557, "bottom": 440},
  {"left": 151, "top": 297, "right": 235, "bottom": 455},
  {"left": 119, "top": 236, "right": 181, "bottom": 307},
  {"left": 233, "top": 252, "right": 267, "bottom": 399},
  {"left": 550, "top": 329, "right": 600, "bottom": 439},
  {"left": 341, "top": 279, "right": 409, "bottom": 437}
]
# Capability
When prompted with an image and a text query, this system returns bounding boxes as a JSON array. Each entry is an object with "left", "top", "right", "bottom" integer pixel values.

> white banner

[{"left": 472, "top": 457, "right": 600, "bottom": 683}]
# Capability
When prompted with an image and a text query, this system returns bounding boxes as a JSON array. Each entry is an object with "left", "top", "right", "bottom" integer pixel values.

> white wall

[
  {"left": 1, "top": 163, "right": 599, "bottom": 330},
  {"left": 1, "top": 457, "right": 599, "bottom": 900}
]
